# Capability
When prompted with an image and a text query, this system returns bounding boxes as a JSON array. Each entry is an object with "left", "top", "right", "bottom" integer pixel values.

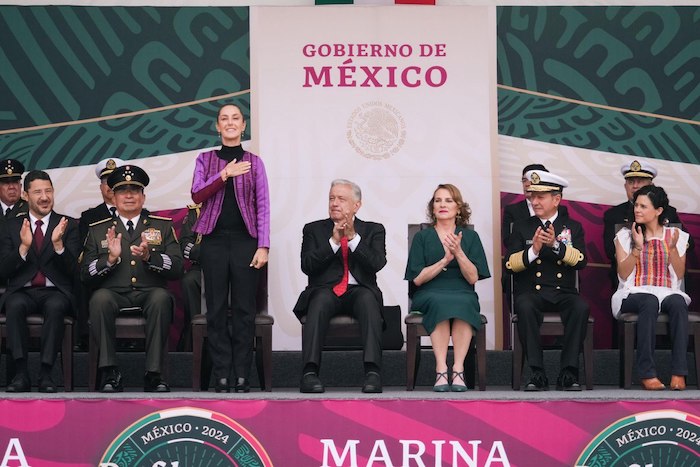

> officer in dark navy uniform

[
  {"left": 0, "top": 159, "right": 28, "bottom": 234},
  {"left": 81, "top": 165, "right": 183, "bottom": 392},
  {"left": 177, "top": 203, "right": 202, "bottom": 351},
  {"left": 603, "top": 159, "right": 692, "bottom": 290},
  {"left": 506, "top": 170, "right": 589, "bottom": 391},
  {"left": 78, "top": 158, "right": 125, "bottom": 242}
]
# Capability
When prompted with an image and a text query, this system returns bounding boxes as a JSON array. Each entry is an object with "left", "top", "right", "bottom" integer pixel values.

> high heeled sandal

[
  {"left": 433, "top": 371, "right": 451, "bottom": 392},
  {"left": 451, "top": 371, "right": 468, "bottom": 392}
]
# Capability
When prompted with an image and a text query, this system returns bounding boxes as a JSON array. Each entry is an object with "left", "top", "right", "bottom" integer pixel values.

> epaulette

[
  {"left": 89, "top": 218, "right": 113, "bottom": 227},
  {"left": 149, "top": 215, "right": 173, "bottom": 221},
  {"left": 187, "top": 203, "right": 202, "bottom": 210},
  {"left": 14, "top": 211, "right": 28, "bottom": 218}
]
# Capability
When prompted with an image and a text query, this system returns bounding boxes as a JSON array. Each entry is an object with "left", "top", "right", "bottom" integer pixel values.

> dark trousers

[
  {"left": 4, "top": 287, "right": 70, "bottom": 368},
  {"left": 89, "top": 288, "right": 172, "bottom": 372},
  {"left": 515, "top": 292, "right": 589, "bottom": 371},
  {"left": 302, "top": 286, "right": 383, "bottom": 371},
  {"left": 621, "top": 293, "right": 688, "bottom": 378},
  {"left": 200, "top": 232, "right": 260, "bottom": 381}
]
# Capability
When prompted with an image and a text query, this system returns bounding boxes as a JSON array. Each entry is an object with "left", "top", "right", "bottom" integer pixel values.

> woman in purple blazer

[{"left": 191, "top": 104, "right": 270, "bottom": 393}]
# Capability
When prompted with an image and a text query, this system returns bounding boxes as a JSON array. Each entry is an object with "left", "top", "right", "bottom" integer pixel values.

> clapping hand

[{"left": 130, "top": 232, "right": 151, "bottom": 262}]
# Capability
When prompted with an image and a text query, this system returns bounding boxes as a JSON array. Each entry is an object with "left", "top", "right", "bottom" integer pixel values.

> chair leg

[
  {"left": 477, "top": 329, "right": 486, "bottom": 391},
  {"left": 192, "top": 321, "right": 204, "bottom": 392},
  {"left": 584, "top": 321, "right": 594, "bottom": 390},
  {"left": 465, "top": 341, "right": 476, "bottom": 389},
  {"left": 88, "top": 324, "right": 99, "bottom": 392},
  {"left": 62, "top": 322, "right": 73, "bottom": 392},
  {"left": 693, "top": 322, "right": 700, "bottom": 390},
  {"left": 623, "top": 321, "right": 635, "bottom": 389},
  {"left": 405, "top": 323, "right": 418, "bottom": 391},
  {"left": 512, "top": 324, "right": 522, "bottom": 390},
  {"left": 259, "top": 324, "right": 272, "bottom": 392}
]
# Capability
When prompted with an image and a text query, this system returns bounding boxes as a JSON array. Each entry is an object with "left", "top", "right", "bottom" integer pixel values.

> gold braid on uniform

[
  {"left": 563, "top": 245, "right": 584, "bottom": 266},
  {"left": 506, "top": 251, "right": 526, "bottom": 273}
]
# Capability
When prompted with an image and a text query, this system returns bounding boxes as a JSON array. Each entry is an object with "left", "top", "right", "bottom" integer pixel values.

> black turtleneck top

[{"left": 213, "top": 144, "right": 246, "bottom": 233}]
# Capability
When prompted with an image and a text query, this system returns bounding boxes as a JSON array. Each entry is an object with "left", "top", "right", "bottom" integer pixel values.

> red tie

[
  {"left": 31, "top": 219, "right": 46, "bottom": 287},
  {"left": 333, "top": 236, "right": 349, "bottom": 297}
]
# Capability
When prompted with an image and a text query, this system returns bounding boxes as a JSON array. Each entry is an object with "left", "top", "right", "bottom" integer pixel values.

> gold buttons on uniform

[
  {"left": 536, "top": 272, "right": 542, "bottom": 277},
  {"left": 556, "top": 286, "right": 561, "bottom": 290},
  {"left": 131, "top": 260, "right": 136, "bottom": 266},
  {"left": 131, "top": 277, "right": 136, "bottom": 283},
  {"left": 535, "top": 285, "right": 541, "bottom": 290},
  {"left": 557, "top": 260, "right": 562, "bottom": 265},
  {"left": 557, "top": 273, "right": 562, "bottom": 278},
  {"left": 536, "top": 259, "right": 542, "bottom": 265}
]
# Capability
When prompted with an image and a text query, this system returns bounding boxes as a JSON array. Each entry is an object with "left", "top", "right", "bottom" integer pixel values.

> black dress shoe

[
  {"left": 300, "top": 372, "right": 324, "bottom": 393},
  {"left": 362, "top": 371, "right": 382, "bottom": 393},
  {"left": 524, "top": 369, "right": 548, "bottom": 392},
  {"left": 556, "top": 368, "right": 582, "bottom": 391},
  {"left": 38, "top": 376, "right": 57, "bottom": 393},
  {"left": 7, "top": 373, "right": 31, "bottom": 393},
  {"left": 144, "top": 372, "right": 170, "bottom": 393},
  {"left": 215, "top": 378, "right": 230, "bottom": 393},
  {"left": 234, "top": 377, "right": 250, "bottom": 393},
  {"left": 100, "top": 367, "right": 123, "bottom": 393}
]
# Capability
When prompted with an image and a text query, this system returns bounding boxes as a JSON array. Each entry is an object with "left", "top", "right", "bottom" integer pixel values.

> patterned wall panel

[
  {"left": 0, "top": 6, "right": 250, "bottom": 170},
  {"left": 497, "top": 6, "right": 700, "bottom": 163}
]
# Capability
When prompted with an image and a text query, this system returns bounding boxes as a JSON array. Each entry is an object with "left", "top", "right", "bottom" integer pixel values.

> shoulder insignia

[
  {"left": 14, "top": 211, "right": 28, "bottom": 218},
  {"left": 89, "top": 218, "right": 112, "bottom": 227},
  {"left": 149, "top": 215, "right": 173, "bottom": 221},
  {"left": 187, "top": 203, "right": 202, "bottom": 210}
]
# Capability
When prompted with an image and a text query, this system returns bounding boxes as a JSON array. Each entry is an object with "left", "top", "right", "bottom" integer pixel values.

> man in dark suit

[
  {"left": 78, "top": 158, "right": 124, "bottom": 242},
  {"left": 0, "top": 159, "right": 28, "bottom": 234},
  {"left": 603, "top": 159, "right": 692, "bottom": 290},
  {"left": 502, "top": 163, "right": 568, "bottom": 247},
  {"left": 294, "top": 179, "right": 386, "bottom": 393},
  {"left": 0, "top": 170, "right": 80, "bottom": 392},
  {"left": 505, "top": 169, "right": 589, "bottom": 391},
  {"left": 81, "top": 165, "right": 183, "bottom": 393}
]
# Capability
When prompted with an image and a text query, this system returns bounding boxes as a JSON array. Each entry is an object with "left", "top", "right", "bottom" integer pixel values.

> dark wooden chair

[
  {"left": 191, "top": 268, "right": 273, "bottom": 392},
  {"left": 88, "top": 306, "right": 169, "bottom": 391},
  {"left": 619, "top": 311, "right": 700, "bottom": 389},
  {"left": 0, "top": 314, "right": 74, "bottom": 391},
  {"left": 405, "top": 223, "right": 488, "bottom": 391}
]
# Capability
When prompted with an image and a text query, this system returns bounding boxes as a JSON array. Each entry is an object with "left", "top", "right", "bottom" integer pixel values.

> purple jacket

[{"left": 191, "top": 149, "right": 270, "bottom": 249}]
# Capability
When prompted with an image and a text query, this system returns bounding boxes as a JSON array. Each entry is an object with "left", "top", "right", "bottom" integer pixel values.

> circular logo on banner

[
  {"left": 576, "top": 410, "right": 700, "bottom": 466},
  {"left": 347, "top": 101, "right": 406, "bottom": 160},
  {"left": 99, "top": 407, "right": 273, "bottom": 466}
]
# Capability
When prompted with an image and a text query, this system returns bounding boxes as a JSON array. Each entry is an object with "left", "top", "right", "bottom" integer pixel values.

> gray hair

[{"left": 330, "top": 179, "right": 362, "bottom": 201}]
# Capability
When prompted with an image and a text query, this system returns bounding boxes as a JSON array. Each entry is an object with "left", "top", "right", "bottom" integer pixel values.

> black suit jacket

[
  {"left": 603, "top": 200, "right": 693, "bottom": 288},
  {"left": 502, "top": 199, "right": 568, "bottom": 247},
  {"left": 79, "top": 202, "right": 112, "bottom": 243},
  {"left": 505, "top": 212, "right": 586, "bottom": 302},
  {"left": 293, "top": 217, "right": 386, "bottom": 319},
  {"left": 0, "top": 211, "right": 81, "bottom": 310}
]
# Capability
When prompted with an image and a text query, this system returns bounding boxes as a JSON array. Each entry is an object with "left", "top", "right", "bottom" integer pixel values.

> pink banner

[{"left": 0, "top": 399, "right": 698, "bottom": 466}]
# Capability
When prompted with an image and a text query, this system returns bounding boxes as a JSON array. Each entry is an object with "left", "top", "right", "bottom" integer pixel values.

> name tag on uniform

[
  {"left": 101, "top": 239, "right": 109, "bottom": 249},
  {"left": 526, "top": 240, "right": 533, "bottom": 245},
  {"left": 143, "top": 228, "right": 162, "bottom": 245}
]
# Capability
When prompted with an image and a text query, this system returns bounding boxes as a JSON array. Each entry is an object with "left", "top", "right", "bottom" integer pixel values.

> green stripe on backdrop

[
  {"left": 498, "top": 87, "right": 700, "bottom": 166},
  {"left": 497, "top": 5, "right": 700, "bottom": 161},
  {"left": 0, "top": 6, "right": 250, "bottom": 168}
]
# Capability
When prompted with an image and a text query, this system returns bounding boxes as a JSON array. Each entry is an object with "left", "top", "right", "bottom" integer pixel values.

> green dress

[{"left": 404, "top": 226, "right": 491, "bottom": 334}]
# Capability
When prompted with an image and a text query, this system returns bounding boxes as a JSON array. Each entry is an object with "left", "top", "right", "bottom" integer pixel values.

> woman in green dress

[{"left": 405, "top": 184, "right": 490, "bottom": 391}]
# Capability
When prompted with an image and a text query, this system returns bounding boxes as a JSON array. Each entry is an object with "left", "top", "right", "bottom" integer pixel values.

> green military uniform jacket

[{"left": 81, "top": 209, "right": 184, "bottom": 291}]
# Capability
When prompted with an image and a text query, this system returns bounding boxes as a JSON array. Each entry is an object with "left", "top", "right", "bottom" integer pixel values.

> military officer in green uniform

[
  {"left": 177, "top": 203, "right": 202, "bottom": 351},
  {"left": 81, "top": 164, "right": 183, "bottom": 392},
  {"left": 505, "top": 169, "right": 589, "bottom": 392},
  {"left": 0, "top": 159, "right": 28, "bottom": 232}
]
